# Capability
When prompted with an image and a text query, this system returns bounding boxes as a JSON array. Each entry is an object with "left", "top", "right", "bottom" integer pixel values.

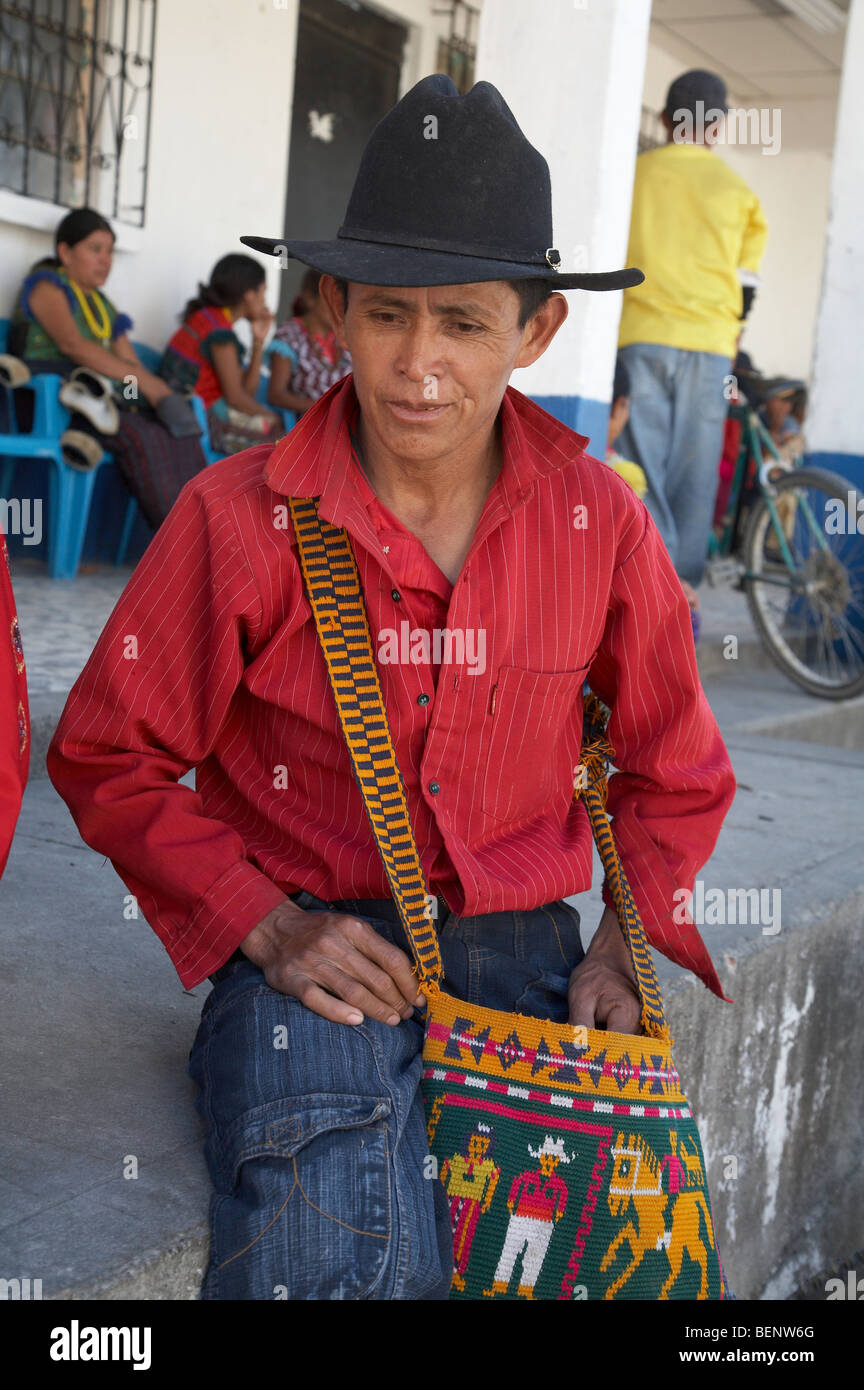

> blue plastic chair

[
  {"left": 0, "top": 318, "right": 121, "bottom": 579},
  {"left": 0, "top": 325, "right": 217, "bottom": 575}
]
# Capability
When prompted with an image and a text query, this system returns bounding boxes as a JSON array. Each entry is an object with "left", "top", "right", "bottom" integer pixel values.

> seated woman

[
  {"left": 266, "top": 269, "right": 352, "bottom": 421},
  {"left": 5, "top": 207, "right": 205, "bottom": 529},
  {"left": 160, "top": 255, "right": 283, "bottom": 456}
]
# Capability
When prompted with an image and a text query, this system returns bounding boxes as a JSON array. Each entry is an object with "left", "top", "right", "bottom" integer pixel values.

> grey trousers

[{"left": 616, "top": 342, "right": 732, "bottom": 584}]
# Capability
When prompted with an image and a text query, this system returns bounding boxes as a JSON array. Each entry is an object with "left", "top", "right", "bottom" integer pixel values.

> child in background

[
  {"left": 160, "top": 255, "right": 283, "bottom": 456},
  {"left": 266, "top": 270, "right": 352, "bottom": 420},
  {"left": 759, "top": 380, "right": 806, "bottom": 462},
  {"left": 607, "top": 356, "right": 701, "bottom": 643},
  {"left": 605, "top": 357, "right": 648, "bottom": 500}
]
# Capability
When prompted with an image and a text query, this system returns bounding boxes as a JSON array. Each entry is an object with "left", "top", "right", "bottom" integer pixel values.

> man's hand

[
  {"left": 568, "top": 905, "right": 642, "bottom": 1035},
  {"left": 240, "top": 898, "right": 424, "bottom": 1027}
]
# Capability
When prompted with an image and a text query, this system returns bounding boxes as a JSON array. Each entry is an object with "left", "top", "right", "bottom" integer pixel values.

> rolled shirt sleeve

[
  {"left": 587, "top": 507, "right": 737, "bottom": 999},
  {"left": 46, "top": 482, "right": 289, "bottom": 987}
]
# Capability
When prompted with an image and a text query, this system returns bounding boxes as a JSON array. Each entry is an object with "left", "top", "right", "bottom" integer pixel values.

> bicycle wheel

[{"left": 742, "top": 467, "right": 864, "bottom": 699}]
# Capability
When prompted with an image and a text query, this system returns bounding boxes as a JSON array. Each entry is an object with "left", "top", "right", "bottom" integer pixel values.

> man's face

[{"left": 318, "top": 277, "right": 566, "bottom": 466}]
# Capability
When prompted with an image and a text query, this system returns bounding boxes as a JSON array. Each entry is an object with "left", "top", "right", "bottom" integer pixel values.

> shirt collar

[{"left": 262, "top": 374, "right": 590, "bottom": 540}]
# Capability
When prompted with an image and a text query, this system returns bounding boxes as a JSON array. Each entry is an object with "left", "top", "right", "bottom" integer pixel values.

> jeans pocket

[
  {"left": 513, "top": 968, "right": 572, "bottom": 1023},
  {"left": 207, "top": 1093, "right": 393, "bottom": 1300}
]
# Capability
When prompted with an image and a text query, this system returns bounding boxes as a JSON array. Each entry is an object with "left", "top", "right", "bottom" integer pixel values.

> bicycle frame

[{"left": 711, "top": 403, "right": 827, "bottom": 588}]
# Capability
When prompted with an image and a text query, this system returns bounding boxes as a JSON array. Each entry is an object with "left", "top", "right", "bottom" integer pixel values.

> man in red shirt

[
  {"left": 0, "top": 532, "right": 29, "bottom": 879},
  {"left": 47, "top": 76, "right": 735, "bottom": 1301}
]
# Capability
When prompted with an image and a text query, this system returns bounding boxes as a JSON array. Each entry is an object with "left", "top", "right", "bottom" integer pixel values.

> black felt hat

[{"left": 241, "top": 74, "right": 643, "bottom": 292}]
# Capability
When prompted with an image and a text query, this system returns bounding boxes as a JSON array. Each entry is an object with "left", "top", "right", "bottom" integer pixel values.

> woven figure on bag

[
  {"left": 484, "top": 1136, "right": 572, "bottom": 1299},
  {"left": 440, "top": 1121, "right": 500, "bottom": 1291},
  {"left": 602, "top": 1130, "right": 716, "bottom": 1299}
]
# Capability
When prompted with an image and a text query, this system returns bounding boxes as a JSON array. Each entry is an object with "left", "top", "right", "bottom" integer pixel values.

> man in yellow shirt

[{"left": 617, "top": 69, "right": 768, "bottom": 586}]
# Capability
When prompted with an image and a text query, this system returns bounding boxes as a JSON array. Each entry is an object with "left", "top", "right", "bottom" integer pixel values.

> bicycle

[{"left": 705, "top": 392, "right": 864, "bottom": 700}]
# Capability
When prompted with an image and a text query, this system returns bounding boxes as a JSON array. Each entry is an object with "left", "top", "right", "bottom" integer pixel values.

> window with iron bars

[
  {"left": 0, "top": 0, "right": 156, "bottom": 227},
  {"left": 434, "top": 1, "right": 479, "bottom": 95}
]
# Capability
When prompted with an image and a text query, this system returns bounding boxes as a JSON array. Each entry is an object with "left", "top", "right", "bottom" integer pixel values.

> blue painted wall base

[
  {"left": 530, "top": 394, "right": 609, "bottom": 459},
  {"left": 805, "top": 450, "right": 864, "bottom": 492}
]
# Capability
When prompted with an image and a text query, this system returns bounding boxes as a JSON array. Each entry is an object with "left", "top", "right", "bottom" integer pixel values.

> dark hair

[
  {"left": 613, "top": 356, "right": 630, "bottom": 403},
  {"left": 56, "top": 207, "right": 114, "bottom": 252},
  {"left": 664, "top": 68, "right": 728, "bottom": 121},
  {"left": 291, "top": 268, "right": 323, "bottom": 319},
  {"left": 33, "top": 207, "right": 115, "bottom": 270},
  {"left": 182, "top": 253, "right": 266, "bottom": 320},
  {"left": 331, "top": 275, "right": 554, "bottom": 329}
]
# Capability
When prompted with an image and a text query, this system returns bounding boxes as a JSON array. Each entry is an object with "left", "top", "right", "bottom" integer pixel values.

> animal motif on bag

[{"left": 601, "top": 1130, "right": 715, "bottom": 1299}]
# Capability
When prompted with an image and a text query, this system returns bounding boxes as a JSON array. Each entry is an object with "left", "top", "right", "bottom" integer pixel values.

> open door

[{"left": 279, "top": 0, "right": 408, "bottom": 318}]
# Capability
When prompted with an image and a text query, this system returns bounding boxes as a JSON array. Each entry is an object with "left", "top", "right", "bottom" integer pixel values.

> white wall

[
  {"left": 807, "top": 0, "right": 864, "bottom": 456},
  {"left": 721, "top": 143, "right": 831, "bottom": 380},
  {"left": 476, "top": 0, "right": 651, "bottom": 406}
]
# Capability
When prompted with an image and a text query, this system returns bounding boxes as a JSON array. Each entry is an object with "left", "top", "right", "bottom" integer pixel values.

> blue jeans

[
  {"left": 616, "top": 342, "right": 731, "bottom": 584},
  {"left": 187, "top": 890, "right": 584, "bottom": 1300}
]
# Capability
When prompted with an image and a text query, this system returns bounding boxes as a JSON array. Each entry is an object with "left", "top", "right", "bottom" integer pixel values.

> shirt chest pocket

[{"left": 480, "top": 664, "right": 589, "bottom": 825}]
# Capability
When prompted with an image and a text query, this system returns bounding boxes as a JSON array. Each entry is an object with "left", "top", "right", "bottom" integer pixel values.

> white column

[
  {"left": 806, "top": 0, "right": 864, "bottom": 479},
  {"left": 475, "top": 0, "right": 651, "bottom": 450}
]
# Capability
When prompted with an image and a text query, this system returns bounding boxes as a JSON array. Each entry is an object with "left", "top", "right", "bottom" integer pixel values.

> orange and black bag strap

[{"left": 289, "top": 494, "right": 670, "bottom": 1041}]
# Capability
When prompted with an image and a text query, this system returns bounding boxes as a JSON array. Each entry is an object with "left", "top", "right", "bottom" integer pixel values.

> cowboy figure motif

[
  {"left": 484, "top": 1135, "right": 571, "bottom": 1300},
  {"left": 601, "top": 1130, "right": 715, "bottom": 1299},
  {"left": 440, "top": 1121, "right": 500, "bottom": 1292}
]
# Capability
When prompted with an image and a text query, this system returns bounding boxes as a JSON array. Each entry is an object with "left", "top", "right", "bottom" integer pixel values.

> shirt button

[
  {"left": 391, "top": 588, "right": 402, "bottom": 601},
  {"left": 429, "top": 780, "right": 440, "bottom": 794},
  {"left": 417, "top": 693, "right": 430, "bottom": 706}
]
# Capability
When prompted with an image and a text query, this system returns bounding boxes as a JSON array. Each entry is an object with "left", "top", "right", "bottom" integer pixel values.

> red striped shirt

[
  {"left": 1, "top": 533, "right": 29, "bottom": 879},
  {"left": 46, "top": 376, "right": 736, "bottom": 996}
]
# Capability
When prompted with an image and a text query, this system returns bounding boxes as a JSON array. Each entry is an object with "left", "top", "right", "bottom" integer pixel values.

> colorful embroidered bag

[{"left": 290, "top": 494, "right": 726, "bottom": 1301}]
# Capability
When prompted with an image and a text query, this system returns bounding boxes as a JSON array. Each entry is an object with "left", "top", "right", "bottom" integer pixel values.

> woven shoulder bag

[{"left": 290, "top": 494, "right": 726, "bottom": 1301}]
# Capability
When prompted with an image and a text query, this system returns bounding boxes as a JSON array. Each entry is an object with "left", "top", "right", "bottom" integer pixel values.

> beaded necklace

[{"left": 69, "top": 278, "right": 112, "bottom": 341}]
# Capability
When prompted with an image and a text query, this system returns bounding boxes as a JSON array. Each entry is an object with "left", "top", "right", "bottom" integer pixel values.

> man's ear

[
  {"left": 318, "top": 274, "right": 348, "bottom": 348},
  {"left": 513, "top": 292, "right": 568, "bottom": 371}
]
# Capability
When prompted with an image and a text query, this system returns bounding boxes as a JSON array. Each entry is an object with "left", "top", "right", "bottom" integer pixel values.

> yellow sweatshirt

[{"left": 618, "top": 142, "right": 768, "bottom": 360}]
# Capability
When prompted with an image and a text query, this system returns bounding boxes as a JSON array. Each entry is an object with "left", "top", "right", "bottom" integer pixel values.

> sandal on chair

[
  {"left": 59, "top": 367, "right": 120, "bottom": 436},
  {"left": 60, "top": 429, "right": 104, "bottom": 471},
  {"left": 0, "top": 354, "right": 32, "bottom": 389},
  {"left": 154, "top": 392, "right": 203, "bottom": 439}
]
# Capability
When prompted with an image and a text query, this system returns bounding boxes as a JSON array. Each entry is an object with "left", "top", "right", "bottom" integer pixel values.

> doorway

[{"left": 279, "top": 0, "right": 408, "bottom": 318}]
